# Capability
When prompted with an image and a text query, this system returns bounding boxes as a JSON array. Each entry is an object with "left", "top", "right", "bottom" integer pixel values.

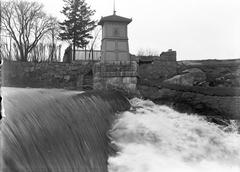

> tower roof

[{"left": 98, "top": 14, "right": 132, "bottom": 25}]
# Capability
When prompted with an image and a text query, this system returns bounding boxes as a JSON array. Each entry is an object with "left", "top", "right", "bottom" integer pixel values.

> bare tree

[
  {"left": 137, "top": 48, "right": 160, "bottom": 56},
  {"left": 48, "top": 18, "right": 61, "bottom": 62},
  {"left": 0, "top": 0, "right": 2, "bottom": 62},
  {"left": 1, "top": 0, "right": 56, "bottom": 61},
  {"left": 87, "top": 26, "right": 101, "bottom": 60}
]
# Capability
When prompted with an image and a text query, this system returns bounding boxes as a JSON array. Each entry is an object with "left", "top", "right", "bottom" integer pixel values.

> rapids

[
  {"left": 108, "top": 98, "right": 240, "bottom": 172},
  {"left": 1, "top": 88, "right": 240, "bottom": 172}
]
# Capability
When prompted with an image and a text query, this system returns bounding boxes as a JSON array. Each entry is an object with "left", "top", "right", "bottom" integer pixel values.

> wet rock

[
  {"left": 153, "top": 88, "right": 240, "bottom": 119},
  {"left": 163, "top": 68, "right": 206, "bottom": 86}
]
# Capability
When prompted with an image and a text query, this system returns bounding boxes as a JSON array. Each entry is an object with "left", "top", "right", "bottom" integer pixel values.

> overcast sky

[{"left": 34, "top": 0, "right": 240, "bottom": 60}]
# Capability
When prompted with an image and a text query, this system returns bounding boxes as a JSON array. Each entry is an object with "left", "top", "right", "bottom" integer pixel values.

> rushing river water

[
  {"left": 108, "top": 98, "right": 240, "bottom": 172},
  {"left": 1, "top": 88, "right": 240, "bottom": 172}
]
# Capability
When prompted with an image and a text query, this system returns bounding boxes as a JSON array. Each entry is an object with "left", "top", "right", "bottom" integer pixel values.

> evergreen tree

[{"left": 59, "top": 0, "right": 96, "bottom": 60}]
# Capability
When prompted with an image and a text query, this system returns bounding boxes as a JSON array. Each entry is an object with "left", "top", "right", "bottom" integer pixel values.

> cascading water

[
  {"left": 1, "top": 87, "right": 130, "bottom": 172},
  {"left": 1, "top": 88, "right": 240, "bottom": 172},
  {"left": 108, "top": 98, "right": 240, "bottom": 172}
]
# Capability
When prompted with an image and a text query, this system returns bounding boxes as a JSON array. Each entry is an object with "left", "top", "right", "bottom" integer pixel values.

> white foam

[{"left": 108, "top": 98, "right": 240, "bottom": 172}]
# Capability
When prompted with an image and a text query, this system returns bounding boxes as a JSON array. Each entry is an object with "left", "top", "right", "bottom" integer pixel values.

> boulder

[
  {"left": 151, "top": 87, "right": 240, "bottom": 119},
  {"left": 163, "top": 68, "right": 206, "bottom": 86}
]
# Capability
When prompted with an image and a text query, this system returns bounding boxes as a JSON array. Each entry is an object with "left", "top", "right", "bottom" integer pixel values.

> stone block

[
  {"left": 130, "top": 77, "right": 138, "bottom": 84},
  {"left": 127, "top": 83, "right": 136, "bottom": 91},
  {"left": 64, "top": 75, "right": 71, "bottom": 81},
  {"left": 24, "top": 68, "right": 29, "bottom": 72},
  {"left": 54, "top": 74, "right": 62, "bottom": 79},
  {"left": 30, "top": 67, "right": 35, "bottom": 72},
  {"left": 75, "top": 76, "right": 82, "bottom": 89},
  {"left": 123, "top": 77, "right": 131, "bottom": 84}
]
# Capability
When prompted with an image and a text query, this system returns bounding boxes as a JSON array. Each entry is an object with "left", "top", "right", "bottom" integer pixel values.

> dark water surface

[{"left": 1, "top": 88, "right": 130, "bottom": 172}]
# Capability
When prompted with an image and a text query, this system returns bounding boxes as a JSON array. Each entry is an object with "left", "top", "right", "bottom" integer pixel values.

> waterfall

[
  {"left": 108, "top": 98, "right": 240, "bottom": 172},
  {"left": 1, "top": 88, "right": 130, "bottom": 172},
  {"left": 1, "top": 88, "right": 239, "bottom": 172}
]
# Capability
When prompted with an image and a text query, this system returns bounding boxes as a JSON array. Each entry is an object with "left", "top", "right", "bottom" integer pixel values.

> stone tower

[
  {"left": 93, "top": 12, "right": 137, "bottom": 93},
  {"left": 98, "top": 13, "right": 132, "bottom": 63}
]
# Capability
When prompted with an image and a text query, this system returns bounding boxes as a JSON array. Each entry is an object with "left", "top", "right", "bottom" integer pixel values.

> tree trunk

[
  {"left": 92, "top": 48, "right": 94, "bottom": 61},
  {"left": 23, "top": 52, "right": 28, "bottom": 62},
  {"left": 19, "top": 48, "right": 25, "bottom": 62},
  {"left": 51, "top": 29, "right": 55, "bottom": 62},
  {"left": 58, "top": 45, "right": 61, "bottom": 62},
  {"left": 73, "top": 42, "right": 76, "bottom": 61},
  {"left": 72, "top": 28, "right": 76, "bottom": 61},
  {"left": 9, "top": 38, "right": 12, "bottom": 60},
  {"left": 85, "top": 46, "right": 86, "bottom": 60}
]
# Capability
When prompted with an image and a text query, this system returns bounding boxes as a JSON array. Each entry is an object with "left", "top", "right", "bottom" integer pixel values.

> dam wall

[
  {"left": 1, "top": 50, "right": 177, "bottom": 91},
  {"left": 2, "top": 60, "right": 94, "bottom": 90}
]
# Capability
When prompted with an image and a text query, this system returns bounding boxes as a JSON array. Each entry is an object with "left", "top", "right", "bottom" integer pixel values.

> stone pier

[
  {"left": 93, "top": 12, "right": 137, "bottom": 93},
  {"left": 93, "top": 61, "right": 137, "bottom": 93}
]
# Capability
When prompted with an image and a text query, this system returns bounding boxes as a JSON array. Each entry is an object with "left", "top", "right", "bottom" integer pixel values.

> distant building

[{"left": 75, "top": 50, "right": 101, "bottom": 61}]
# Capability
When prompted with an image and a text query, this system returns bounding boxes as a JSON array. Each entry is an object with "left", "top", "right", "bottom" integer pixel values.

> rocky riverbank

[{"left": 138, "top": 58, "right": 240, "bottom": 119}]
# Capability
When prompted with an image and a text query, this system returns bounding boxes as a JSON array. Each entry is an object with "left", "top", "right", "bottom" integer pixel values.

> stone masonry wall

[
  {"left": 2, "top": 60, "right": 94, "bottom": 90},
  {"left": 138, "top": 50, "right": 178, "bottom": 86},
  {"left": 93, "top": 61, "right": 138, "bottom": 93}
]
